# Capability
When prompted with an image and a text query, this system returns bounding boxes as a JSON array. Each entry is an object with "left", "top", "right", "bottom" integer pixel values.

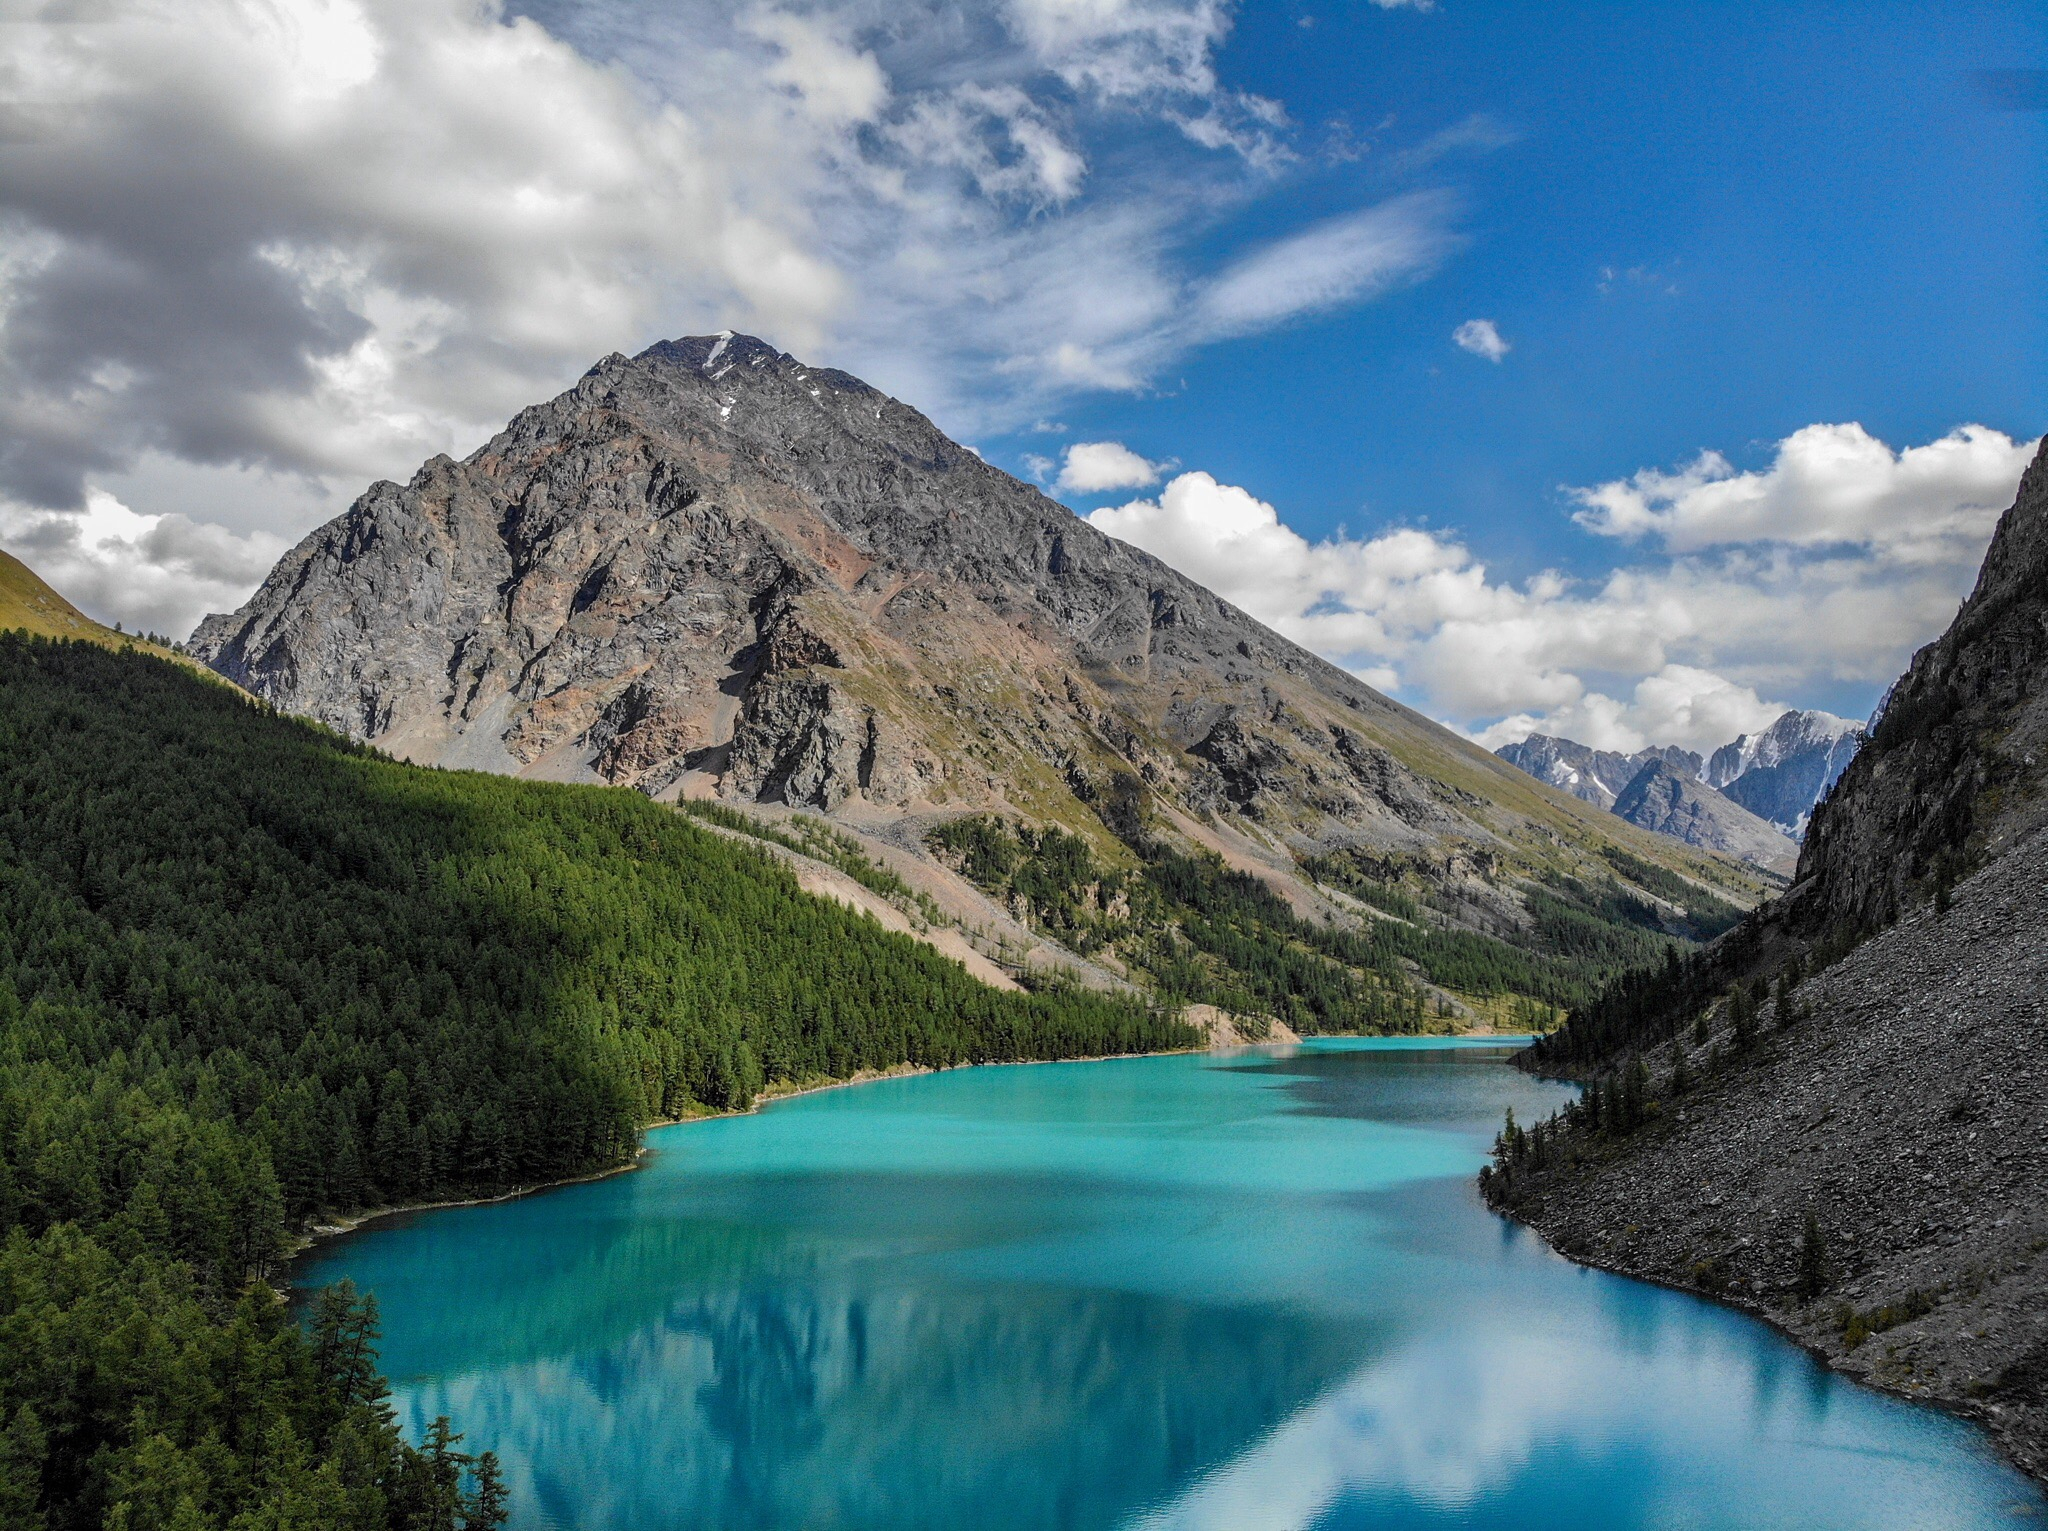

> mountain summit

[
  {"left": 1705, "top": 709, "right": 1863, "bottom": 835},
  {"left": 193, "top": 333, "right": 1758, "bottom": 970},
  {"left": 195, "top": 332, "right": 1487, "bottom": 837}
]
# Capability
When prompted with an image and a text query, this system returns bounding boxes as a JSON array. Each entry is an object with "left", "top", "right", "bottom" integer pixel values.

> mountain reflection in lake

[{"left": 295, "top": 1041, "right": 2047, "bottom": 1530}]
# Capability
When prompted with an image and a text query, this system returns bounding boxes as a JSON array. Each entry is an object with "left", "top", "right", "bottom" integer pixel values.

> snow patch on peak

[{"left": 1708, "top": 709, "right": 1861, "bottom": 787}]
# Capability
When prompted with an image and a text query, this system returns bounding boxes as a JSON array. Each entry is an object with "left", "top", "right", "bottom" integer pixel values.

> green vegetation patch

[
  {"left": 677, "top": 799, "right": 943, "bottom": 923},
  {"left": 0, "top": 636, "right": 1190, "bottom": 1528},
  {"left": 933, "top": 815, "right": 1473, "bottom": 1033}
]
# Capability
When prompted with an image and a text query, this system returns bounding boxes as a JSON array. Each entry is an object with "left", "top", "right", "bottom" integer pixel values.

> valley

[{"left": 1, "top": 5, "right": 2036, "bottom": 1526}]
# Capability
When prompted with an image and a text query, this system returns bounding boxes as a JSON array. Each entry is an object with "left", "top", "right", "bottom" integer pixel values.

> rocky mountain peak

[
  {"left": 1493, "top": 734, "right": 1704, "bottom": 814},
  {"left": 1609, "top": 758, "right": 1798, "bottom": 873},
  {"left": 190, "top": 333, "right": 1760, "bottom": 947},
  {"left": 1500, "top": 705, "right": 1866, "bottom": 848}
]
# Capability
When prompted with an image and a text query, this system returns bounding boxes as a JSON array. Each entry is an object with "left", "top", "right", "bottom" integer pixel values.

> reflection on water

[{"left": 295, "top": 1042, "right": 2047, "bottom": 1530}]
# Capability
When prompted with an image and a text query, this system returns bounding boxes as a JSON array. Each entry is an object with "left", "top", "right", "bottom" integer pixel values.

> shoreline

[
  {"left": 1489, "top": 1195, "right": 2048, "bottom": 1490},
  {"left": 284, "top": 1048, "right": 1199, "bottom": 1273},
  {"left": 282, "top": 1035, "right": 2038, "bottom": 1493},
  {"left": 282, "top": 1155, "right": 654, "bottom": 1272},
  {"left": 286, "top": 1029, "right": 1535, "bottom": 1276}
]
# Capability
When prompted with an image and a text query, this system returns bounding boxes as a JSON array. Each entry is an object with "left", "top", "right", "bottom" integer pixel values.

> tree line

[{"left": 930, "top": 810, "right": 1710, "bottom": 1033}]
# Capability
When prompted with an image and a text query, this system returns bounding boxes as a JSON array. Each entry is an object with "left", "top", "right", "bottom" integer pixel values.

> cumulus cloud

[
  {"left": 1569, "top": 422, "right": 2032, "bottom": 555},
  {"left": 1089, "top": 425, "right": 2039, "bottom": 753},
  {"left": 0, "top": 491, "right": 290, "bottom": 640},
  {"left": 1056, "top": 440, "right": 1168, "bottom": 492},
  {"left": 0, "top": 0, "right": 851, "bottom": 511},
  {"left": 0, "top": 0, "right": 1460, "bottom": 633},
  {"left": 1452, "top": 318, "right": 1509, "bottom": 362}
]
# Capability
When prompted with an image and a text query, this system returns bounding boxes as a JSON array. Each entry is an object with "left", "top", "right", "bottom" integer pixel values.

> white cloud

[
  {"left": 1089, "top": 425, "right": 2040, "bottom": 753},
  {"left": 0, "top": 490, "right": 290, "bottom": 640},
  {"left": 1196, "top": 193, "right": 1458, "bottom": 337},
  {"left": 0, "top": 0, "right": 1459, "bottom": 633},
  {"left": 1452, "top": 318, "right": 1509, "bottom": 362},
  {"left": 1056, "top": 440, "right": 1167, "bottom": 492},
  {"left": 1473, "top": 670, "right": 1787, "bottom": 755},
  {"left": 1569, "top": 421, "right": 2032, "bottom": 554},
  {"left": 740, "top": 9, "right": 890, "bottom": 127}
]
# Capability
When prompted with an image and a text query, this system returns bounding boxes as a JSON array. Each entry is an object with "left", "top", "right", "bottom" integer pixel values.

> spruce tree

[{"left": 465, "top": 1453, "right": 510, "bottom": 1530}]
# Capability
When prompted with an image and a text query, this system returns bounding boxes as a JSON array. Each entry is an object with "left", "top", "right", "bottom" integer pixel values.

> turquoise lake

[{"left": 294, "top": 1039, "right": 2046, "bottom": 1529}]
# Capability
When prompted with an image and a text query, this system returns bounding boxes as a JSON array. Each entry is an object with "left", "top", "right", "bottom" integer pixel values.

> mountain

[
  {"left": 1498, "top": 712, "right": 1861, "bottom": 850},
  {"left": 1705, "top": 708, "right": 1864, "bottom": 835},
  {"left": 192, "top": 333, "right": 1770, "bottom": 1023},
  {"left": 1494, "top": 731, "right": 1797, "bottom": 869},
  {"left": 1609, "top": 760, "right": 1799, "bottom": 872},
  {"left": 1493, "top": 734, "right": 1703, "bottom": 811},
  {"left": 1486, "top": 437, "right": 2048, "bottom": 1483}
]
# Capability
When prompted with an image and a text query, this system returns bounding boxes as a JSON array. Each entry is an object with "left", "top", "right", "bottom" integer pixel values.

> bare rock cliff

[
  {"left": 1795, "top": 439, "right": 2048, "bottom": 934},
  {"left": 192, "top": 334, "right": 1736, "bottom": 902}
]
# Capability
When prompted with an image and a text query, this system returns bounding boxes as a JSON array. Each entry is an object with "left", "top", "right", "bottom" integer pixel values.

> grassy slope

[
  {"left": 1, "top": 547, "right": 234, "bottom": 686},
  {"left": 2, "top": 549, "right": 148, "bottom": 647}
]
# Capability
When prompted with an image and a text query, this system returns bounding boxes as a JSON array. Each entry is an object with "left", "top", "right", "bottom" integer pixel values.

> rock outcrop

[
  {"left": 1489, "top": 437, "right": 2048, "bottom": 1482},
  {"left": 1609, "top": 760, "right": 1798, "bottom": 872},
  {"left": 1794, "top": 440, "right": 2048, "bottom": 935},
  {"left": 191, "top": 333, "right": 1745, "bottom": 913}
]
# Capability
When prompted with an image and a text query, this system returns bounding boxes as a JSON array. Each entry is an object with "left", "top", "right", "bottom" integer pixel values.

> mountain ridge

[
  {"left": 1607, "top": 759, "right": 1797, "bottom": 871},
  {"left": 191, "top": 332, "right": 1771, "bottom": 1019},
  {"left": 1497, "top": 708, "right": 1861, "bottom": 849}
]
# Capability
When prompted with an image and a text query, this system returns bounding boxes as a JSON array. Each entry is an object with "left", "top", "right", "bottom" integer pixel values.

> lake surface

[{"left": 295, "top": 1040, "right": 2047, "bottom": 1530}]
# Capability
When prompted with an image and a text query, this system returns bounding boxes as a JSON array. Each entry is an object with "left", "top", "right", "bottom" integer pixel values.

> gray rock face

[
  {"left": 192, "top": 333, "right": 1701, "bottom": 881},
  {"left": 1706, "top": 709, "right": 1864, "bottom": 835},
  {"left": 1495, "top": 734, "right": 1703, "bottom": 811},
  {"left": 1610, "top": 760, "right": 1799, "bottom": 871},
  {"left": 1500, "top": 715, "right": 1861, "bottom": 844},
  {"left": 1796, "top": 438, "right": 2048, "bottom": 933}
]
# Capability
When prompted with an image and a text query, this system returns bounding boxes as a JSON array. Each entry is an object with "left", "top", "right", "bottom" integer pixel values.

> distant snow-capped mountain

[
  {"left": 1492, "top": 735, "right": 1703, "bottom": 813},
  {"left": 1705, "top": 709, "right": 1865, "bottom": 835},
  {"left": 1496, "top": 708, "right": 1865, "bottom": 859}
]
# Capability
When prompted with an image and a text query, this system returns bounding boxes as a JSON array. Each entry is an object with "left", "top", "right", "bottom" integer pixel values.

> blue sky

[
  {"left": 1, "top": 0, "right": 2041, "bottom": 751},
  {"left": 1026, "top": 0, "right": 2044, "bottom": 579}
]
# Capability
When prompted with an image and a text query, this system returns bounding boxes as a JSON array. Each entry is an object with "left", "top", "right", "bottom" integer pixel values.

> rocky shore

[{"left": 1487, "top": 823, "right": 2048, "bottom": 1482}]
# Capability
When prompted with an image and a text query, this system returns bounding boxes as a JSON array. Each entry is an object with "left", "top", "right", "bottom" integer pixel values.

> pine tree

[
  {"left": 1729, "top": 985, "right": 1756, "bottom": 1053},
  {"left": 0, "top": 1405, "right": 47, "bottom": 1531},
  {"left": 464, "top": 1452, "right": 510, "bottom": 1529}
]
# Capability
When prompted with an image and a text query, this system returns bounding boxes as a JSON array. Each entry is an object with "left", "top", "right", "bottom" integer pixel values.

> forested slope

[{"left": 0, "top": 634, "right": 1187, "bottom": 1529}]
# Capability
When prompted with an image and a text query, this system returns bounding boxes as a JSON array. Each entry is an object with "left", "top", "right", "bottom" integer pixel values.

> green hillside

[
  {"left": 0, "top": 549, "right": 176, "bottom": 654},
  {"left": 0, "top": 635, "right": 1187, "bottom": 1530}
]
